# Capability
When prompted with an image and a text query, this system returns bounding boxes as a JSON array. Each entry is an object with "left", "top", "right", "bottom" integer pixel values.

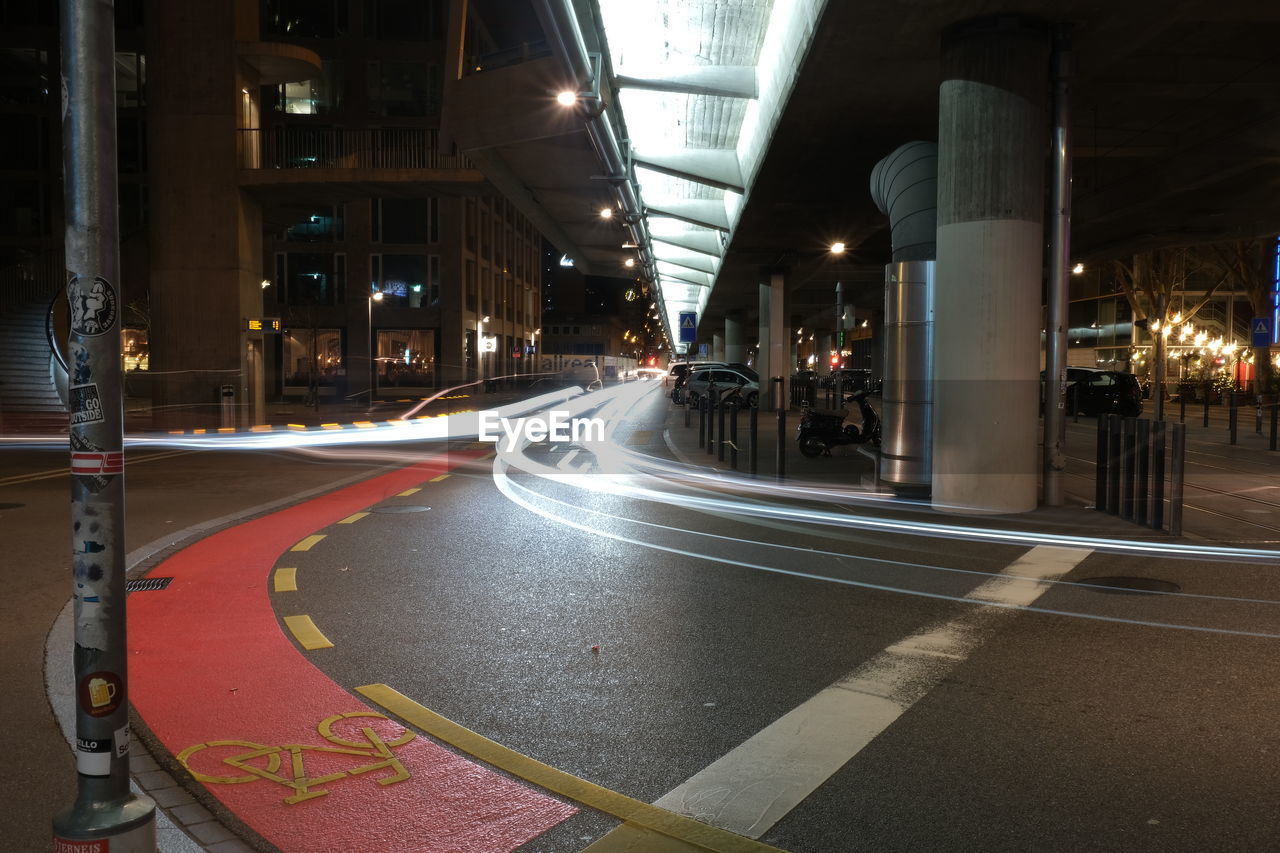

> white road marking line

[{"left": 654, "top": 544, "right": 1093, "bottom": 839}]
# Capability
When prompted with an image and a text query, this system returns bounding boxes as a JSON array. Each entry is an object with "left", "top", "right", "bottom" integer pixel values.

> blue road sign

[
  {"left": 1252, "top": 317, "right": 1273, "bottom": 347},
  {"left": 678, "top": 311, "right": 697, "bottom": 344}
]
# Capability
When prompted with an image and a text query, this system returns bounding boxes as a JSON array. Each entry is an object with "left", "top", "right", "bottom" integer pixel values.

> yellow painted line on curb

[
  {"left": 250, "top": 424, "right": 274, "bottom": 432},
  {"left": 273, "top": 567, "right": 298, "bottom": 592},
  {"left": 217, "top": 427, "right": 236, "bottom": 434},
  {"left": 288, "top": 423, "right": 307, "bottom": 431},
  {"left": 397, "top": 487, "right": 421, "bottom": 497},
  {"left": 357, "top": 684, "right": 784, "bottom": 853},
  {"left": 354, "top": 420, "right": 377, "bottom": 429},
  {"left": 429, "top": 474, "right": 449, "bottom": 483},
  {"left": 388, "top": 419, "right": 410, "bottom": 426},
  {"left": 168, "top": 430, "right": 184, "bottom": 435},
  {"left": 284, "top": 615, "right": 333, "bottom": 650},
  {"left": 320, "top": 423, "right": 342, "bottom": 430},
  {"left": 290, "top": 534, "right": 326, "bottom": 552},
  {"left": 192, "top": 429, "right": 206, "bottom": 435},
  {"left": 337, "top": 512, "right": 369, "bottom": 524}
]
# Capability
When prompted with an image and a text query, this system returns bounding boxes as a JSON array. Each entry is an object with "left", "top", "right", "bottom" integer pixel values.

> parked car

[
  {"left": 667, "top": 360, "right": 725, "bottom": 387},
  {"left": 684, "top": 367, "right": 759, "bottom": 408},
  {"left": 820, "top": 368, "right": 873, "bottom": 392},
  {"left": 1042, "top": 367, "right": 1143, "bottom": 417}
]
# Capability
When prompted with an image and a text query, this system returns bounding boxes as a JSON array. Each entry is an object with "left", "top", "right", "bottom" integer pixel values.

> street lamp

[{"left": 369, "top": 290, "right": 383, "bottom": 401}]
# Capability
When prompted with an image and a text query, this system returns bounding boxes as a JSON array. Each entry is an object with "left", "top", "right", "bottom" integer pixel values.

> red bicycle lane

[{"left": 128, "top": 451, "right": 578, "bottom": 852}]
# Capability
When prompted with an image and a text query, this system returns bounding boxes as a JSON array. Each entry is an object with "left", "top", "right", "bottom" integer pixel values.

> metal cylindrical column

[
  {"left": 725, "top": 313, "right": 746, "bottom": 364},
  {"left": 1151, "top": 420, "right": 1166, "bottom": 530},
  {"left": 1094, "top": 415, "right": 1108, "bottom": 511},
  {"left": 54, "top": 0, "right": 156, "bottom": 848},
  {"left": 1170, "top": 423, "right": 1186, "bottom": 536},
  {"left": 880, "top": 260, "right": 934, "bottom": 490},
  {"left": 1043, "top": 26, "right": 1073, "bottom": 506},
  {"left": 933, "top": 16, "right": 1049, "bottom": 513}
]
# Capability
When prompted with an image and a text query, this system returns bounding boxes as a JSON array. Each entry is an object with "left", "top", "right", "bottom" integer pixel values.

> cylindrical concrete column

[
  {"left": 933, "top": 16, "right": 1049, "bottom": 513},
  {"left": 725, "top": 313, "right": 746, "bottom": 364},
  {"left": 712, "top": 331, "right": 725, "bottom": 362},
  {"left": 882, "top": 261, "right": 934, "bottom": 490}
]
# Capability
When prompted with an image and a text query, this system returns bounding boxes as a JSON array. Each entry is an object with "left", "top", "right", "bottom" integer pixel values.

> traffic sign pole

[{"left": 53, "top": 1, "right": 156, "bottom": 848}]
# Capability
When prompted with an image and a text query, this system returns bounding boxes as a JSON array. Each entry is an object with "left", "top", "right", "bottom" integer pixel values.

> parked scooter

[{"left": 796, "top": 390, "right": 881, "bottom": 457}]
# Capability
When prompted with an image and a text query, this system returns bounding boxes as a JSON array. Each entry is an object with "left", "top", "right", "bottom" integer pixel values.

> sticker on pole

[
  {"left": 71, "top": 451, "right": 123, "bottom": 476},
  {"left": 69, "top": 383, "right": 105, "bottom": 426},
  {"left": 78, "top": 671, "right": 123, "bottom": 717},
  {"left": 67, "top": 275, "right": 118, "bottom": 336},
  {"left": 76, "top": 736, "right": 112, "bottom": 776}
]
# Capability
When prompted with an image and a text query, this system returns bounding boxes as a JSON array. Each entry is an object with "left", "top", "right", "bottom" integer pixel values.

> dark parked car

[
  {"left": 1042, "top": 367, "right": 1143, "bottom": 417},
  {"left": 820, "top": 368, "right": 873, "bottom": 392}
]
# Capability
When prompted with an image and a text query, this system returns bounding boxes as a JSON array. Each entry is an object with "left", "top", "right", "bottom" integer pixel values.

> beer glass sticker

[
  {"left": 79, "top": 671, "right": 122, "bottom": 716},
  {"left": 67, "top": 275, "right": 118, "bottom": 336}
]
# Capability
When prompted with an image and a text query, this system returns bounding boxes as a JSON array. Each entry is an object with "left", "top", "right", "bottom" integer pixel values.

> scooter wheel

[{"left": 798, "top": 437, "right": 827, "bottom": 458}]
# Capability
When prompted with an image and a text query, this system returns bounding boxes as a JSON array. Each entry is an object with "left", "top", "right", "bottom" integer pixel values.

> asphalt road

[{"left": 9, "top": 382, "right": 1280, "bottom": 851}]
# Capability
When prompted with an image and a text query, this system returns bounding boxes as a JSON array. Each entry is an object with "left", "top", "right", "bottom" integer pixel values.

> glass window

[
  {"left": 428, "top": 255, "right": 440, "bottom": 306},
  {"left": 465, "top": 199, "right": 476, "bottom": 252},
  {"left": 0, "top": 49, "right": 50, "bottom": 106},
  {"left": 115, "top": 53, "right": 145, "bottom": 108},
  {"left": 0, "top": 182, "right": 45, "bottom": 235},
  {"left": 465, "top": 260, "right": 477, "bottom": 312},
  {"left": 375, "top": 329, "right": 436, "bottom": 389},
  {"left": 427, "top": 197, "right": 439, "bottom": 243},
  {"left": 377, "top": 198, "right": 428, "bottom": 243},
  {"left": 284, "top": 205, "right": 344, "bottom": 242},
  {"left": 374, "top": 254, "right": 429, "bottom": 307},
  {"left": 283, "top": 252, "right": 339, "bottom": 304},
  {"left": 275, "top": 61, "right": 342, "bottom": 114},
  {"left": 264, "top": 0, "right": 346, "bottom": 38},
  {"left": 282, "top": 328, "right": 344, "bottom": 393},
  {"left": 0, "top": 114, "right": 44, "bottom": 169},
  {"left": 117, "top": 115, "right": 146, "bottom": 173},
  {"left": 366, "top": 0, "right": 427, "bottom": 40},
  {"left": 368, "top": 60, "right": 428, "bottom": 117}
]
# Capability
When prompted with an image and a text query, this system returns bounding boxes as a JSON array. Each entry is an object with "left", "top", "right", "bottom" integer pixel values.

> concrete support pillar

[
  {"left": 712, "top": 331, "right": 725, "bottom": 362},
  {"left": 725, "top": 313, "right": 746, "bottom": 364},
  {"left": 818, "top": 332, "right": 832, "bottom": 370},
  {"left": 933, "top": 16, "right": 1048, "bottom": 513},
  {"left": 758, "top": 274, "right": 788, "bottom": 410}
]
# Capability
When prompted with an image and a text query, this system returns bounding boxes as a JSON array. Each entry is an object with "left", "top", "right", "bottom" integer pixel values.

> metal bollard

[
  {"left": 749, "top": 403, "right": 759, "bottom": 477},
  {"left": 1121, "top": 417, "right": 1137, "bottom": 521},
  {"left": 1257, "top": 402, "right": 1263, "bottom": 434},
  {"left": 1106, "top": 414, "right": 1121, "bottom": 515},
  {"left": 1170, "top": 422, "right": 1186, "bottom": 536},
  {"left": 1136, "top": 419, "right": 1150, "bottom": 527},
  {"left": 717, "top": 389, "right": 727, "bottom": 462},
  {"left": 1095, "top": 415, "right": 1108, "bottom": 511},
  {"left": 1229, "top": 391, "right": 1238, "bottom": 445},
  {"left": 706, "top": 391, "right": 716, "bottom": 456},
  {"left": 698, "top": 397, "right": 706, "bottom": 448},
  {"left": 776, "top": 408, "right": 786, "bottom": 481},
  {"left": 1151, "top": 420, "right": 1166, "bottom": 530},
  {"left": 730, "top": 400, "right": 739, "bottom": 470}
]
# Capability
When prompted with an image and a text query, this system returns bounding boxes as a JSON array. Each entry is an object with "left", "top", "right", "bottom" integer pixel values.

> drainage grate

[
  {"left": 1078, "top": 576, "right": 1181, "bottom": 595},
  {"left": 370, "top": 505, "right": 432, "bottom": 513},
  {"left": 126, "top": 577, "right": 174, "bottom": 593}
]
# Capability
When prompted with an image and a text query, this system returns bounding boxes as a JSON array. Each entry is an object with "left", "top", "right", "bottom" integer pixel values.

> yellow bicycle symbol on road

[{"left": 178, "top": 712, "right": 414, "bottom": 805}]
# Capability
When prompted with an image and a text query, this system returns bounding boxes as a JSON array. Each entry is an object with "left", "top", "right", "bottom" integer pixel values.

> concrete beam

[
  {"left": 615, "top": 66, "right": 758, "bottom": 99},
  {"left": 650, "top": 231, "right": 725, "bottom": 256},
  {"left": 645, "top": 199, "right": 730, "bottom": 231},
  {"left": 651, "top": 246, "right": 719, "bottom": 275},
  {"left": 634, "top": 149, "right": 746, "bottom": 193}
]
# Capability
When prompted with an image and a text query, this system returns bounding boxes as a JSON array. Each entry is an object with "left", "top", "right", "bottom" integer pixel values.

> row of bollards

[
  {"left": 686, "top": 381, "right": 779, "bottom": 479},
  {"left": 1095, "top": 413, "right": 1185, "bottom": 535}
]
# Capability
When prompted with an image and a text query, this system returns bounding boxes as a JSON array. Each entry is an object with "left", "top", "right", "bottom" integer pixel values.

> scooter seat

[{"left": 809, "top": 408, "right": 849, "bottom": 419}]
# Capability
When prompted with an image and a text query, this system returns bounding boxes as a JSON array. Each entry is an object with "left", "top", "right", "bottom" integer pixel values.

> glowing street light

[
  {"left": 556, "top": 91, "right": 577, "bottom": 106},
  {"left": 829, "top": 242, "right": 846, "bottom": 254}
]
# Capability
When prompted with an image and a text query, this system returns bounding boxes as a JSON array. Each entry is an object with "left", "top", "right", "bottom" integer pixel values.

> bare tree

[{"left": 1204, "top": 237, "right": 1278, "bottom": 396}]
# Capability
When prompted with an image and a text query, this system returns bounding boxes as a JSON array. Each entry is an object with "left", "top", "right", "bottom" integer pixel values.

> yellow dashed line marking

[
  {"left": 388, "top": 419, "right": 410, "bottom": 426},
  {"left": 250, "top": 424, "right": 274, "bottom": 432},
  {"left": 284, "top": 615, "right": 333, "bottom": 650},
  {"left": 357, "top": 685, "right": 782, "bottom": 853},
  {"left": 353, "top": 420, "right": 377, "bottom": 429},
  {"left": 217, "top": 427, "right": 235, "bottom": 433},
  {"left": 288, "top": 423, "right": 307, "bottom": 431},
  {"left": 291, "top": 534, "right": 326, "bottom": 552},
  {"left": 274, "top": 567, "right": 298, "bottom": 592},
  {"left": 337, "top": 512, "right": 369, "bottom": 525},
  {"left": 320, "top": 423, "right": 342, "bottom": 431},
  {"left": 192, "top": 429, "right": 206, "bottom": 435},
  {"left": 429, "top": 474, "right": 449, "bottom": 483},
  {"left": 168, "top": 430, "right": 184, "bottom": 435},
  {"left": 397, "top": 487, "right": 421, "bottom": 497}
]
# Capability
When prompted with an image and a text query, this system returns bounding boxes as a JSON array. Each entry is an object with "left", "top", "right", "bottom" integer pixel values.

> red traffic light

[{"left": 829, "top": 354, "right": 840, "bottom": 366}]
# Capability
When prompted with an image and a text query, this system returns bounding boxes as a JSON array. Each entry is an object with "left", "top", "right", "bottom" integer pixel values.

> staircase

[{"left": 0, "top": 300, "right": 66, "bottom": 414}]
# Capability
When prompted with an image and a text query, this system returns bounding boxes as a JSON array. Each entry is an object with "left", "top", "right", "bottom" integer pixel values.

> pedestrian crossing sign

[
  {"left": 1252, "top": 317, "right": 1273, "bottom": 347},
  {"left": 678, "top": 311, "right": 697, "bottom": 343}
]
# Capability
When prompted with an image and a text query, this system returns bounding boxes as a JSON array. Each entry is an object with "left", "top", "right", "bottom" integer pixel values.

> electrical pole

[{"left": 53, "top": 0, "right": 157, "bottom": 848}]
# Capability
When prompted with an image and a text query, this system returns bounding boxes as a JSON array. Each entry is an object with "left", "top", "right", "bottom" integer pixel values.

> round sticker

[
  {"left": 67, "top": 275, "right": 118, "bottom": 336},
  {"left": 78, "top": 670, "right": 123, "bottom": 717}
]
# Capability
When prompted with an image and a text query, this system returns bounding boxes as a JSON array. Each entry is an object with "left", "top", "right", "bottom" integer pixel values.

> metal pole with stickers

[{"left": 53, "top": 0, "right": 157, "bottom": 849}]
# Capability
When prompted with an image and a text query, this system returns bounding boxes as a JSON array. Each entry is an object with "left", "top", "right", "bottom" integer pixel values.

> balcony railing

[{"left": 239, "top": 127, "right": 471, "bottom": 170}]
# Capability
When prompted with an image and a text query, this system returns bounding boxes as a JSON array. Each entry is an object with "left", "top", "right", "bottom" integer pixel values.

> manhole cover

[
  {"left": 1078, "top": 576, "right": 1181, "bottom": 594},
  {"left": 370, "top": 505, "right": 431, "bottom": 513},
  {"left": 126, "top": 577, "right": 174, "bottom": 593},
  {"left": 0, "top": 503, "right": 24, "bottom": 510}
]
